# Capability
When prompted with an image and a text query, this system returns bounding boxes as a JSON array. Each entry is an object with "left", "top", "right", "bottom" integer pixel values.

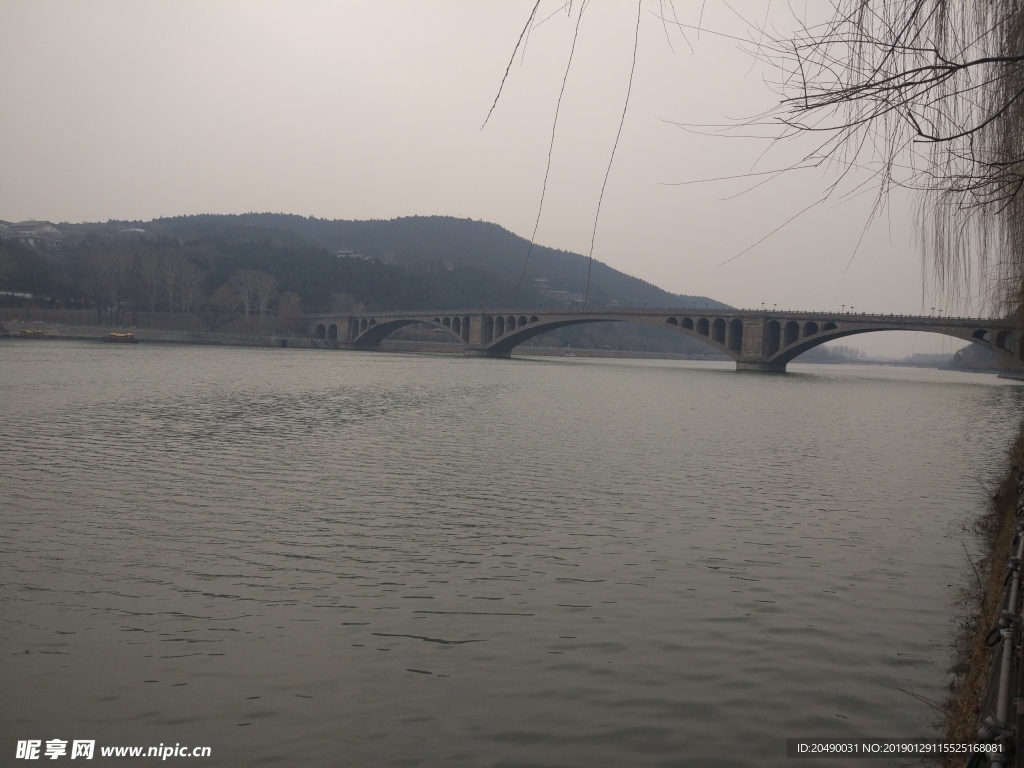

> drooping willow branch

[{"left": 745, "top": 1, "right": 1024, "bottom": 317}]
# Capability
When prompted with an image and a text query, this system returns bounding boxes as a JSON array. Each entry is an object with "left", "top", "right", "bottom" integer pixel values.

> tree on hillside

[
  {"left": 0, "top": 239, "right": 54, "bottom": 295},
  {"left": 330, "top": 291, "right": 365, "bottom": 313}
]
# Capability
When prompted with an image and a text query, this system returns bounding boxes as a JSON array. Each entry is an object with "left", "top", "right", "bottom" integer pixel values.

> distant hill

[
  {"left": 1, "top": 213, "right": 730, "bottom": 355},
  {"left": 153, "top": 214, "right": 728, "bottom": 311}
]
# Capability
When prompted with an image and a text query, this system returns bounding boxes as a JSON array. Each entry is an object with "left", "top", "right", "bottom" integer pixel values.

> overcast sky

[{"left": 1, "top": 1, "right": 967, "bottom": 355}]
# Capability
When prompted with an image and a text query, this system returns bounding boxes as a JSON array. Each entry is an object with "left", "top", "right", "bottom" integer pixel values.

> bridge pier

[
  {"left": 737, "top": 360, "right": 788, "bottom": 373},
  {"left": 464, "top": 346, "right": 510, "bottom": 358}
]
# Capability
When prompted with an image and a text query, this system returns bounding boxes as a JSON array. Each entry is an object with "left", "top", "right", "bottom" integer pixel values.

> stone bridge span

[{"left": 309, "top": 308, "right": 1021, "bottom": 372}]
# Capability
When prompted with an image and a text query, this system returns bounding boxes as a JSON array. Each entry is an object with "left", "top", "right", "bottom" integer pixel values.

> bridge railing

[{"left": 313, "top": 308, "right": 1001, "bottom": 323}]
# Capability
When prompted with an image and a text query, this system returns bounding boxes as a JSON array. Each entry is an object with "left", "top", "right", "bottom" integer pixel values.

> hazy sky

[{"left": 0, "top": 1, "right": 966, "bottom": 355}]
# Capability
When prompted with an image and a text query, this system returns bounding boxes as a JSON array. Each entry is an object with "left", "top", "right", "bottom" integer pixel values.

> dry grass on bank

[{"left": 944, "top": 419, "right": 1024, "bottom": 765}]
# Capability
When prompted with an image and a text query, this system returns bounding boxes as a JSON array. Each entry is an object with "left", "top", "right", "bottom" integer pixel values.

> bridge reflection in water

[{"left": 309, "top": 308, "right": 1021, "bottom": 372}]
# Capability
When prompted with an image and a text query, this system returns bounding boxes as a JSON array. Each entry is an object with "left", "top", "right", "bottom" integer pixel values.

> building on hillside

[
  {"left": 531, "top": 277, "right": 588, "bottom": 307},
  {"left": 336, "top": 249, "right": 375, "bottom": 262},
  {"left": 0, "top": 221, "right": 64, "bottom": 248}
]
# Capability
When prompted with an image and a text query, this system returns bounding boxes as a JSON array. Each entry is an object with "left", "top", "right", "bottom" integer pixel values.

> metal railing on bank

[{"left": 968, "top": 470, "right": 1024, "bottom": 767}]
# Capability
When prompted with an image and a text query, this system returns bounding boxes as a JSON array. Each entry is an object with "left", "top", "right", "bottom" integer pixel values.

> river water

[{"left": 2, "top": 341, "right": 1023, "bottom": 767}]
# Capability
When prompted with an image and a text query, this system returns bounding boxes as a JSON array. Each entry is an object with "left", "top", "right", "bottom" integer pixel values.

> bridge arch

[
  {"left": 765, "top": 324, "right": 1010, "bottom": 369},
  {"left": 482, "top": 314, "right": 735, "bottom": 358},
  {"left": 711, "top": 318, "right": 725, "bottom": 343},
  {"left": 347, "top": 317, "right": 465, "bottom": 348},
  {"left": 784, "top": 321, "right": 799, "bottom": 346}
]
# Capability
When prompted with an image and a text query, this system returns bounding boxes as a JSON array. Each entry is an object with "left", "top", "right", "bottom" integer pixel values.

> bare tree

[
  {"left": 137, "top": 249, "right": 160, "bottom": 312},
  {"left": 177, "top": 261, "right": 206, "bottom": 314},
  {"left": 89, "top": 244, "right": 134, "bottom": 326},
  {"left": 500, "top": 2, "right": 1024, "bottom": 318},
  {"left": 198, "top": 284, "right": 237, "bottom": 332},
  {"left": 161, "top": 253, "right": 180, "bottom": 313},
  {"left": 739, "top": 1, "right": 1024, "bottom": 317},
  {"left": 251, "top": 271, "right": 279, "bottom": 330},
  {"left": 330, "top": 291, "right": 364, "bottom": 312},
  {"left": 228, "top": 269, "right": 257, "bottom": 328}
]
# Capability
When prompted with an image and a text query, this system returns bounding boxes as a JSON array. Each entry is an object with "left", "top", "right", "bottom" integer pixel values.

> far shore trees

[
  {"left": 228, "top": 268, "right": 279, "bottom": 331},
  {"left": 137, "top": 250, "right": 160, "bottom": 312},
  {"left": 177, "top": 260, "right": 205, "bottom": 314},
  {"left": 198, "top": 284, "right": 237, "bottom": 331},
  {"left": 89, "top": 244, "right": 134, "bottom": 325},
  {"left": 276, "top": 291, "right": 304, "bottom": 334},
  {"left": 64, "top": 244, "right": 309, "bottom": 335},
  {"left": 160, "top": 252, "right": 179, "bottom": 315},
  {"left": 228, "top": 269, "right": 257, "bottom": 328},
  {"left": 252, "top": 271, "right": 279, "bottom": 330}
]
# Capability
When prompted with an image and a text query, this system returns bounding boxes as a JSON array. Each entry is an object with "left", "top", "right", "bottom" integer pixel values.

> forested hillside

[
  {"left": 159, "top": 214, "right": 723, "bottom": 311},
  {"left": 0, "top": 214, "right": 727, "bottom": 352}
]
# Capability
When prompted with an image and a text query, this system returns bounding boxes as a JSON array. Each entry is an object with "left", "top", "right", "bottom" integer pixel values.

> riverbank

[
  {"left": 945, "top": 418, "right": 1024, "bottom": 765},
  {"left": 0, "top": 319, "right": 298, "bottom": 348}
]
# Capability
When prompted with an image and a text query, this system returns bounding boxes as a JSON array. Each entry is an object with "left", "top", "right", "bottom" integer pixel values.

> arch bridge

[{"left": 309, "top": 308, "right": 1022, "bottom": 372}]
